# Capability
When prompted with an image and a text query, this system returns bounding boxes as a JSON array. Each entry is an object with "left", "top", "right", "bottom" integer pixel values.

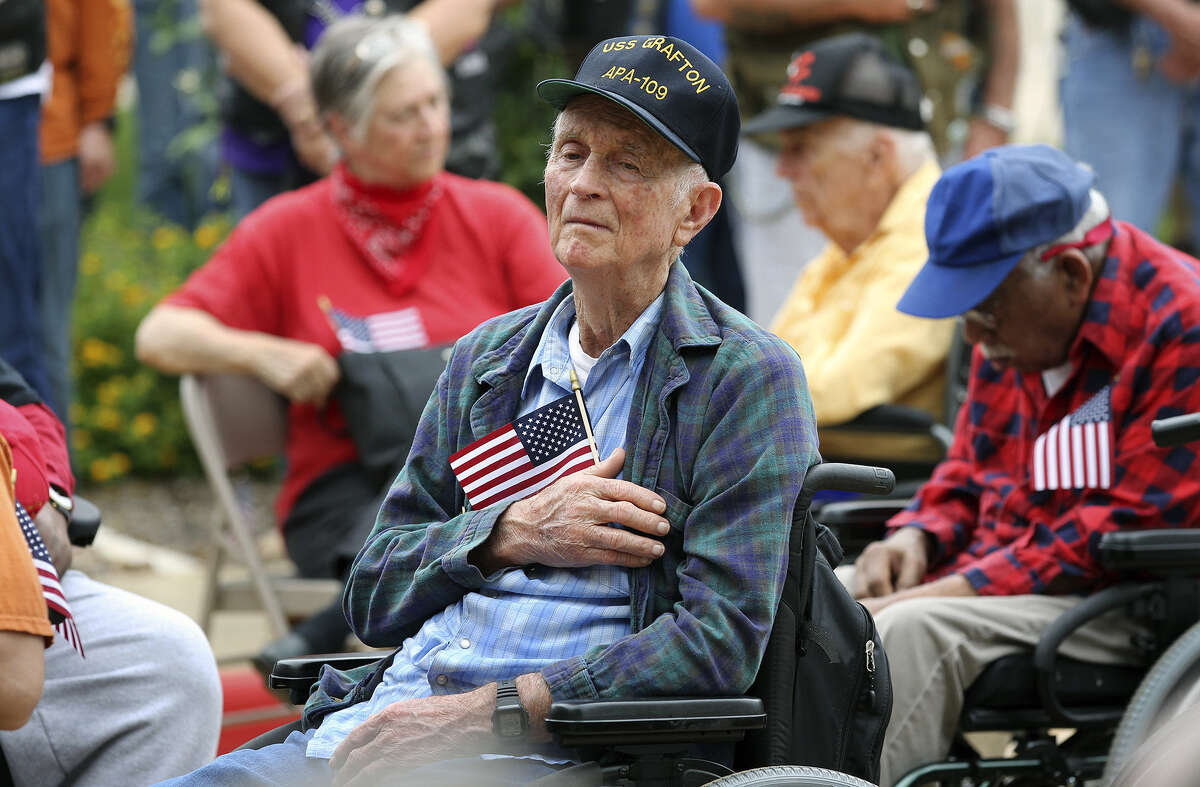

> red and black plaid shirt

[{"left": 889, "top": 222, "right": 1200, "bottom": 596}]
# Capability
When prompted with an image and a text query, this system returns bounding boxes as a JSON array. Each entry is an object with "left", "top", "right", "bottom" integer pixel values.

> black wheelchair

[
  {"left": 263, "top": 462, "right": 898, "bottom": 787},
  {"left": 819, "top": 410, "right": 1200, "bottom": 787}
]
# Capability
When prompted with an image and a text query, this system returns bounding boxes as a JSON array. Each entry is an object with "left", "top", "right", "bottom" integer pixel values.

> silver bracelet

[{"left": 978, "top": 103, "right": 1017, "bottom": 135}]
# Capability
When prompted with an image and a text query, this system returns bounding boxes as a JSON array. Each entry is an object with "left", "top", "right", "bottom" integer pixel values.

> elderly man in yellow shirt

[{"left": 743, "top": 32, "right": 955, "bottom": 465}]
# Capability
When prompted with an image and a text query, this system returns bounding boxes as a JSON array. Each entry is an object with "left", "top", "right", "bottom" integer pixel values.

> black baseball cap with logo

[
  {"left": 536, "top": 35, "right": 740, "bottom": 179},
  {"left": 742, "top": 32, "right": 926, "bottom": 136}
]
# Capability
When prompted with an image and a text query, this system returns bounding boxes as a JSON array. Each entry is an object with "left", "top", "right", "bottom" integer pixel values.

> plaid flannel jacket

[
  {"left": 303, "top": 262, "right": 819, "bottom": 726},
  {"left": 889, "top": 222, "right": 1200, "bottom": 596}
]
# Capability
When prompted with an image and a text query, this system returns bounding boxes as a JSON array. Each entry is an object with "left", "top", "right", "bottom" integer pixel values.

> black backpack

[
  {"left": 736, "top": 510, "right": 892, "bottom": 783},
  {"left": 0, "top": 0, "right": 45, "bottom": 85}
]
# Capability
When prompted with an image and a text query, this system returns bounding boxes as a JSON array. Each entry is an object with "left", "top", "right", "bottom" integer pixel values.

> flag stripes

[
  {"left": 450, "top": 394, "right": 596, "bottom": 510},
  {"left": 1032, "top": 385, "right": 1112, "bottom": 492},
  {"left": 17, "top": 501, "right": 84, "bottom": 657}
]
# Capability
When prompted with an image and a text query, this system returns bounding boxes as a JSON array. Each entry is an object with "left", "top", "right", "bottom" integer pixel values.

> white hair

[
  {"left": 1018, "top": 188, "right": 1112, "bottom": 279},
  {"left": 310, "top": 15, "right": 445, "bottom": 142},
  {"left": 839, "top": 118, "right": 935, "bottom": 175}
]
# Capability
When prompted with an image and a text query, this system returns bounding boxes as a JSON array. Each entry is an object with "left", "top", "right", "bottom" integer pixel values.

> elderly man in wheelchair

[
  {"left": 823, "top": 145, "right": 1200, "bottom": 787},
  {"left": 154, "top": 33, "right": 911, "bottom": 787}
]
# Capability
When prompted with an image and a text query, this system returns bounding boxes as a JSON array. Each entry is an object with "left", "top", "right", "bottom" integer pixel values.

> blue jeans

[
  {"left": 37, "top": 158, "right": 81, "bottom": 427},
  {"left": 1061, "top": 12, "right": 1200, "bottom": 234},
  {"left": 155, "top": 728, "right": 564, "bottom": 786},
  {"left": 0, "top": 94, "right": 53, "bottom": 406},
  {"left": 133, "top": 0, "right": 219, "bottom": 229}
]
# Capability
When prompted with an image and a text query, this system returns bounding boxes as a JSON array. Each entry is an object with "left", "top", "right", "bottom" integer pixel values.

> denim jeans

[
  {"left": 1060, "top": 12, "right": 1200, "bottom": 234},
  {"left": 0, "top": 94, "right": 53, "bottom": 406},
  {"left": 154, "top": 728, "right": 564, "bottom": 786},
  {"left": 37, "top": 158, "right": 81, "bottom": 427},
  {"left": 133, "top": 0, "right": 219, "bottom": 229}
]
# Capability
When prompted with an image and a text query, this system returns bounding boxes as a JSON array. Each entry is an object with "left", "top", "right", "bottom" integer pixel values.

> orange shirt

[
  {"left": 0, "top": 436, "right": 54, "bottom": 642},
  {"left": 40, "top": 0, "right": 133, "bottom": 163}
]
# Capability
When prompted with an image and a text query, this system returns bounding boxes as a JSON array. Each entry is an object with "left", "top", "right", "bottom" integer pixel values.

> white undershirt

[
  {"left": 1041, "top": 361, "right": 1074, "bottom": 398},
  {"left": 567, "top": 318, "right": 599, "bottom": 387}
]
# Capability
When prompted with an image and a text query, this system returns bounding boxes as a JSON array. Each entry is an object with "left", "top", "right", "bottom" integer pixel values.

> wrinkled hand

[
  {"left": 474, "top": 448, "right": 669, "bottom": 574},
  {"left": 853, "top": 526, "right": 929, "bottom": 599},
  {"left": 34, "top": 503, "right": 72, "bottom": 576},
  {"left": 330, "top": 688, "right": 492, "bottom": 786},
  {"left": 250, "top": 335, "right": 340, "bottom": 405},
  {"left": 78, "top": 122, "right": 116, "bottom": 194},
  {"left": 852, "top": 0, "right": 937, "bottom": 24}
]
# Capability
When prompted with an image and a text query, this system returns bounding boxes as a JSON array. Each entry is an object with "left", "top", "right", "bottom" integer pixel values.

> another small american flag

[
  {"left": 1033, "top": 385, "right": 1113, "bottom": 491},
  {"left": 327, "top": 304, "right": 428, "bottom": 353},
  {"left": 17, "top": 502, "right": 83, "bottom": 657},
  {"left": 450, "top": 394, "right": 597, "bottom": 510}
]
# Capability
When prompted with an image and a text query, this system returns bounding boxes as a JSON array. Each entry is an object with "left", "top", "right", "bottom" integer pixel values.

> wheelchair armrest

[
  {"left": 546, "top": 697, "right": 766, "bottom": 748},
  {"left": 68, "top": 495, "right": 102, "bottom": 547},
  {"left": 270, "top": 653, "right": 385, "bottom": 705},
  {"left": 1151, "top": 412, "right": 1200, "bottom": 447},
  {"left": 1032, "top": 583, "right": 1160, "bottom": 727},
  {"left": 1099, "top": 530, "right": 1200, "bottom": 575}
]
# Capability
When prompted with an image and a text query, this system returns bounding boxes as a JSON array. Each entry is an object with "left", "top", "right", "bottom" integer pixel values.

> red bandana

[{"left": 330, "top": 163, "right": 444, "bottom": 296}]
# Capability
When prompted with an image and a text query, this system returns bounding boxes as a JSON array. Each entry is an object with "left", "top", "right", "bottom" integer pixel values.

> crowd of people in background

[{"left": 2, "top": 0, "right": 1200, "bottom": 785}]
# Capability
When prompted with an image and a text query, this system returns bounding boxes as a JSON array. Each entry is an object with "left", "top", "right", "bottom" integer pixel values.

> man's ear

[
  {"left": 1057, "top": 249, "right": 1095, "bottom": 304},
  {"left": 673, "top": 181, "right": 722, "bottom": 249}
]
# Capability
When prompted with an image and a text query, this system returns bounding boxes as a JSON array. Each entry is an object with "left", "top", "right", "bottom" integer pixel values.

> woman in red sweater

[{"left": 135, "top": 14, "right": 564, "bottom": 669}]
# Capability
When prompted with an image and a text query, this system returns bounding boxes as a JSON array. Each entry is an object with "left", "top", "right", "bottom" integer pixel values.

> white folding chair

[{"left": 180, "top": 373, "right": 340, "bottom": 639}]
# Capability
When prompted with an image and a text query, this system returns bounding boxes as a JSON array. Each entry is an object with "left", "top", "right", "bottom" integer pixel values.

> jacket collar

[{"left": 470, "top": 261, "right": 722, "bottom": 393}]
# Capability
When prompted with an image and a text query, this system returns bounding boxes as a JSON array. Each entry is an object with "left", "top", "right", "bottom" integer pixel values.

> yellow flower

[
  {"left": 81, "top": 252, "right": 102, "bottom": 276},
  {"left": 152, "top": 226, "right": 182, "bottom": 251},
  {"left": 73, "top": 430, "right": 92, "bottom": 450},
  {"left": 193, "top": 223, "right": 223, "bottom": 250},
  {"left": 94, "top": 408, "right": 122, "bottom": 430},
  {"left": 69, "top": 403, "right": 84, "bottom": 423},
  {"left": 110, "top": 453, "right": 131, "bottom": 475},
  {"left": 97, "top": 379, "right": 122, "bottom": 405},
  {"left": 121, "top": 283, "right": 149, "bottom": 307},
  {"left": 90, "top": 458, "right": 113, "bottom": 483},
  {"left": 130, "top": 412, "right": 158, "bottom": 437},
  {"left": 80, "top": 338, "right": 121, "bottom": 368}
]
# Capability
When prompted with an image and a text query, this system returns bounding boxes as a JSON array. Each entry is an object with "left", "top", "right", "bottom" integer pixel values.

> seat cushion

[{"left": 960, "top": 653, "right": 1144, "bottom": 729}]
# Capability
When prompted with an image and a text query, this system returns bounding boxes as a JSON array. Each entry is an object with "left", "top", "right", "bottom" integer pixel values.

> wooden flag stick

[{"left": 569, "top": 368, "right": 601, "bottom": 465}]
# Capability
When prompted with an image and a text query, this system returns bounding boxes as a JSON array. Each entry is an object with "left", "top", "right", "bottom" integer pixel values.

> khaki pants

[{"left": 837, "top": 568, "right": 1147, "bottom": 786}]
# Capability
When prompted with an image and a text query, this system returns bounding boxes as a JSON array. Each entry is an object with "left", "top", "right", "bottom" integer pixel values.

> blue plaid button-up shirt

[{"left": 307, "top": 293, "right": 665, "bottom": 759}]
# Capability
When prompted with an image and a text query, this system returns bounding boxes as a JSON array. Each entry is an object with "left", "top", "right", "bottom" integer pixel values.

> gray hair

[
  {"left": 310, "top": 15, "right": 444, "bottom": 140},
  {"left": 839, "top": 117, "right": 935, "bottom": 175},
  {"left": 1018, "top": 189, "right": 1112, "bottom": 278}
]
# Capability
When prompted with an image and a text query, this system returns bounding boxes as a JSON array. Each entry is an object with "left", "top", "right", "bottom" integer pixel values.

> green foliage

[{"left": 73, "top": 116, "right": 230, "bottom": 483}]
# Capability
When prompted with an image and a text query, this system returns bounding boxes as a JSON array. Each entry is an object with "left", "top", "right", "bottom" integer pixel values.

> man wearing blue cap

[
  {"left": 156, "top": 33, "right": 820, "bottom": 787},
  {"left": 847, "top": 144, "right": 1200, "bottom": 784}
]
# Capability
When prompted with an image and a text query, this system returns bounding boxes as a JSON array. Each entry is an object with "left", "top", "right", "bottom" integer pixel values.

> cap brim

[
  {"left": 896, "top": 250, "right": 1024, "bottom": 319},
  {"left": 536, "top": 79, "right": 703, "bottom": 168},
  {"left": 741, "top": 104, "right": 836, "bottom": 136}
]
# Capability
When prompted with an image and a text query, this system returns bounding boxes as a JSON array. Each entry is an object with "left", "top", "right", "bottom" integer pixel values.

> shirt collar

[
  {"left": 1067, "top": 222, "right": 1131, "bottom": 370},
  {"left": 521, "top": 291, "right": 666, "bottom": 400}
]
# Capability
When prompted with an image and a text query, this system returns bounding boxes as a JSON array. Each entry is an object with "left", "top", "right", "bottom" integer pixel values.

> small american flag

[
  {"left": 17, "top": 502, "right": 83, "bottom": 657},
  {"left": 450, "top": 394, "right": 597, "bottom": 510},
  {"left": 327, "top": 304, "right": 428, "bottom": 353},
  {"left": 1033, "top": 385, "right": 1112, "bottom": 491}
]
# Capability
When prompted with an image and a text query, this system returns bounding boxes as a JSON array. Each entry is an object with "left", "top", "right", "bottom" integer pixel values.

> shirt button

[
  {"left": 459, "top": 638, "right": 471, "bottom": 649},
  {"left": 547, "top": 366, "right": 560, "bottom": 378},
  {"left": 435, "top": 674, "right": 448, "bottom": 686}
]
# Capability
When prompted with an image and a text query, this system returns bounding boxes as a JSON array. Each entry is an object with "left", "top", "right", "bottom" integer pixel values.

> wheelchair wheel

[
  {"left": 706, "top": 766, "right": 876, "bottom": 786},
  {"left": 1103, "top": 618, "right": 1200, "bottom": 784}
]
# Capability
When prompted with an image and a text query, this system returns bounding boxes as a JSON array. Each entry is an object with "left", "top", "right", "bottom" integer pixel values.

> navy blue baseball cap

[
  {"left": 536, "top": 35, "right": 740, "bottom": 179},
  {"left": 896, "top": 144, "right": 1097, "bottom": 319}
]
